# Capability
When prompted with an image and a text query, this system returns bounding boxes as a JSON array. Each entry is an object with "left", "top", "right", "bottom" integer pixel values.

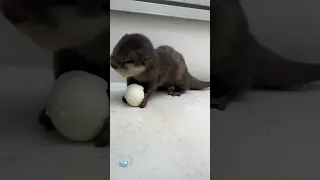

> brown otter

[{"left": 111, "top": 33, "right": 210, "bottom": 108}]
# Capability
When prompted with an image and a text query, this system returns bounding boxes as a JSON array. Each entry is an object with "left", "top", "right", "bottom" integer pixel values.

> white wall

[{"left": 110, "top": 11, "right": 210, "bottom": 82}]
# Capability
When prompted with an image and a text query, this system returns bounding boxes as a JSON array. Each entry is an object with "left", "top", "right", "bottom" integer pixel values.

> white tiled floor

[
  {"left": 110, "top": 83, "right": 210, "bottom": 180},
  {"left": 6, "top": 66, "right": 320, "bottom": 180}
]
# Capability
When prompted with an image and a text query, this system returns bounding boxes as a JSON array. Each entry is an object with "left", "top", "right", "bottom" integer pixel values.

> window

[{"left": 110, "top": 0, "right": 210, "bottom": 21}]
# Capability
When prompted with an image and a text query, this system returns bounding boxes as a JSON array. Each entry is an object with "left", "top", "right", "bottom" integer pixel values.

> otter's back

[{"left": 155, "top": 45, "right": 188, "bottom": 85}]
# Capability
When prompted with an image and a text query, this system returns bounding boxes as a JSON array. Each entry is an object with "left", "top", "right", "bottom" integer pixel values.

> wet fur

[
  {"left": 211, "top": 0, "right": 320, "bottom": 110},
  {"left": 111, "top": 33, "right": 210, "bottom": 108}
]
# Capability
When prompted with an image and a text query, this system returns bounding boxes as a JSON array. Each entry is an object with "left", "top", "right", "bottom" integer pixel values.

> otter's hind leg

[{"left": 168, "top": 73, "right": 189, "bottom": 96}]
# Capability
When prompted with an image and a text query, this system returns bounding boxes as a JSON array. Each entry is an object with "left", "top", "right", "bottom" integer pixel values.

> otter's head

[{"left": 110, "top": 33, "right": 155, "bottom": 78}]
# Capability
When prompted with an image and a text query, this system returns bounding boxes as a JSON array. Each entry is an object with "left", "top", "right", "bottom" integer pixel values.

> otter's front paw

[
  {"left": 139, "top": 97, "right": 148, "bottom": 108},
  {"left": 122, "top": 96, "right": 127, "bottom": 103},
  {"left": 38, "top": 108, "right": 56, "bottom": 131},
  {"left": 94, "top": 130, "right": 110, "bottom": 147}
]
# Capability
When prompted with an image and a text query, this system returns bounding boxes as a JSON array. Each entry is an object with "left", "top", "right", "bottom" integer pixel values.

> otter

[
  {"left": 211, "top": 0, "right": 320, "bottom": 110},
  {"left": 111, "top": 33, "right": 210, "bottom": 108}
]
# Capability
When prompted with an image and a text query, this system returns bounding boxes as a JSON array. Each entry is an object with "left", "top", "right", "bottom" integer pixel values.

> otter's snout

[{"left": 110, "top": 61, "right": 120, "bottom": 70}]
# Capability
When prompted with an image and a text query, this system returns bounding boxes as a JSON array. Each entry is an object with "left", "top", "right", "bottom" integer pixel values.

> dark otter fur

[
  {"left": 211, "top": 0, "right": 320, "bottom": 110},
  {"left": 111, "top": 33, "right": 210, "bottom": 108}
]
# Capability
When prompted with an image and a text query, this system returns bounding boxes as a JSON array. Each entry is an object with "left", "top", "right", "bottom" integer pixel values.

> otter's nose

[{"left": 110, "top": 61, "right": 119, "bottom": 69}]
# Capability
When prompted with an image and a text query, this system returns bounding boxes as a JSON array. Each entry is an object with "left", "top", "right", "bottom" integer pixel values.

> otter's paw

[
  {"left": 94, "top": 130, "right": 110, "bottom": 147},
  {"left": 139, "top": 97, "right": 148, "bottom": 108},
  {"left": 38, "top": 108, "right": 56, "bottom": 131},
  {"left": 122, "top": 96, "right": 127, "bottom": 103},
  {"left": 168, "top": 91, "right": 182, "bottom": 97}
]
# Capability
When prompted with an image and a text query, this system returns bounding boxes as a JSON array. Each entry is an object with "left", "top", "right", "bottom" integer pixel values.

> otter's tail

[
  {"left": 252, "top": 39, "right": 320, "bottom": 89},
  {"left": 188, "top": 73, "right": 210, "bottom": 90}
]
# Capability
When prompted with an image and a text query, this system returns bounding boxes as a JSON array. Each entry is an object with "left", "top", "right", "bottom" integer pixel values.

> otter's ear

[{"left": 121, "top": 33, "right": 129, "bottom": 39}]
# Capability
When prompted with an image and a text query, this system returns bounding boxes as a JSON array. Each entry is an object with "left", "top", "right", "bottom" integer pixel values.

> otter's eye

[{"left": 126, "top": 59, "right": 134, "bottom": 64}]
